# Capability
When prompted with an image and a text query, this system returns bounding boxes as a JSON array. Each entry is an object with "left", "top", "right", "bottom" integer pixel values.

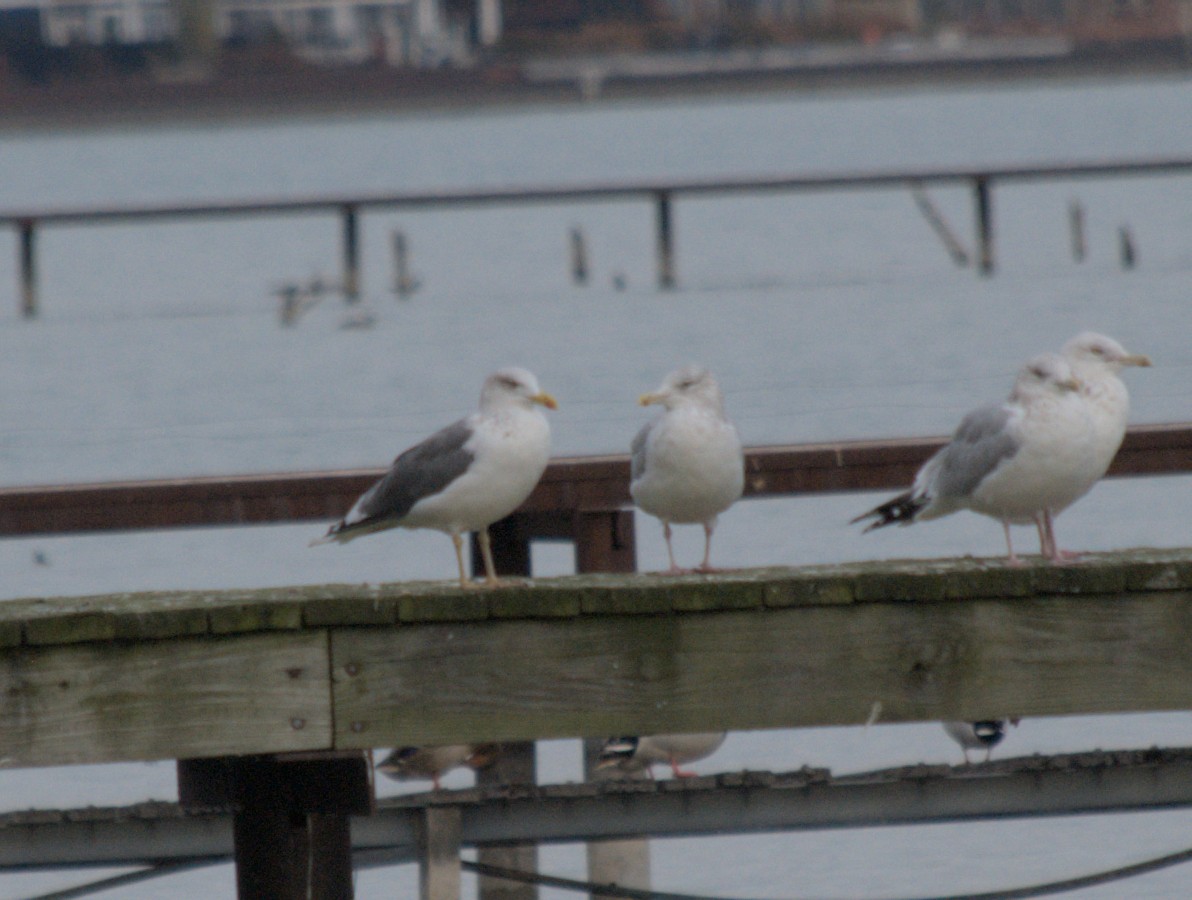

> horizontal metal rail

[
  {"left": 3, "top": 749, "right": 1192, "bottom": 871},
  {"left": 0, "top": 423, "right": 1188, "bottom": 538},
  {"left": 4, "top": 156, "right": 1192, "bottom": 226}
]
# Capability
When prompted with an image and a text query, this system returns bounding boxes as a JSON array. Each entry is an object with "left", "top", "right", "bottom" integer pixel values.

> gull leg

[
  {"left": 693, "top": 520, "right": 719, "bottom": 574},
  {"left": 1034, "top": 514, "right": 1052, "bottom": 559},
  {"left": 1002, "top": 520, "right": 1024, "bottom": 567},
  {"left": 1046, "top": 510, "right": 1082, "bottom": 562},
  {"left": 451, "top": 532, "right": 475, "bottom": 589},
  {"left": 477, "top": 528, "right": 503, "bottom": 588},
  {"left": 662, "top": 522, "right": 686, "bottom": 574},
  {"left": 670, "top": 757, "right": 698, "bottom": 778}
]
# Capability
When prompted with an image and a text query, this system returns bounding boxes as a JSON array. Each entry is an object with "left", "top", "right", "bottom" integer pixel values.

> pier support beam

[{"left": 177, "top": 751, "right": 372, "bottom": 900}]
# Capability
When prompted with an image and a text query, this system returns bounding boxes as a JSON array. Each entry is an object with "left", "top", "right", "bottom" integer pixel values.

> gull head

[
  {"left": 481, "top": 367, "right": 558, "bottom": 412},
  {"left": 1061, "top": 332, "right": 1152, "bottom": 376},
  {"left": 1011, "top": 353, "right": 1081, "bottom": 402},
  {"left": 639, "top": 364, "right": 725, "bottom": 413}
]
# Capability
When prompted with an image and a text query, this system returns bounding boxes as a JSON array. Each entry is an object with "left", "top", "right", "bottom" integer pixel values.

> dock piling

[
  {"left": 973, "top": 176, "right": 995, "bottom": 276},
  {"left": 569, "top": 226, "right": 589, "bottom": 285},
  {"left": 392, "top": 229, "right": 418, "bottom": 298},
  {"left": 341, "top": 204, "right": 360, "bottom": 303},
  {"left": 1120, "top": 225, "right": 1137, "bottom": 269},
  {"left": 1069, "top": 200, "right": 1087, "bottom": 262},
  {"left": 19, "top": 219, "right": 36, "bottom": 318},
  {"left": 655, "top": 191, "right": 675, "bottom": 290}
]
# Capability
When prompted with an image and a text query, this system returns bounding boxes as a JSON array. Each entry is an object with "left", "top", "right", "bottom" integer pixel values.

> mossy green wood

[
  {"left": 0, "top": 631, "right": 332, "bottom": 767},
  {"left": 330, "top": 588, "right": 1192, "bottom": 748}
]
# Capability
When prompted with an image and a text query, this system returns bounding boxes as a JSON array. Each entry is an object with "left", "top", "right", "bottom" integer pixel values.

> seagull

[
  {"left": 312, "top": 367, "right": 556, "bottom": 588},
  {"left": 596, "top": 733, "right": 727, "bottom": 779},
  {"left": 852, "top": 353, "right": 1094, "bottom": 565},
  {"left": 631, "top": 366, "right": 744, "bottom": 573},
  {"left": 377, "top": 744, "right": 499, "bottom": 790},
  {"left": 1048, "top": 332, "right": 1151, "bottom": 554},
  {"left": 943, "top": 719, "right": 1017, "bottom": 764}
]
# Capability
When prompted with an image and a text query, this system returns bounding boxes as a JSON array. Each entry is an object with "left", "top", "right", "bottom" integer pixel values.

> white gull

[
  {"left": 630, "top": 366, "right": 744, "bottom": 574},
  {"left": 852, "top": 353, "right": 1094, "bottom": 564},
  {"left": 312, "top": 367, "right": 556, "bottom": 588}
]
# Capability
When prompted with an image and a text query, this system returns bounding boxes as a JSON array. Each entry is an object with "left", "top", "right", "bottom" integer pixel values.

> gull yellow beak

[
  {"left": 639, "top": 392, "right": 663, "bottom": 407},
  {"left": 533, "top": 392, "right": 558, "bottom": 410},
  {"left": 1121, "top": 353, "right": 1152, "bottom": 368}
]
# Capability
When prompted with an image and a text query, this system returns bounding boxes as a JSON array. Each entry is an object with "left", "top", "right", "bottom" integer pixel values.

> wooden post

[
  {"left": 342, "top": 204, "right": 360, "bottom": 304},
  {"left": 972, "top": 177, "right": 994, "bottom": 276},
  {"left": 569, "top": 227, "right": 589, "bottom": 285},
  {"left": 1069, "top": 200, "right": 1086, "bottom": 263},
  {"left": 472, "top": 518, "right": 539, "bottom": 900},
  {"left": 1120, "top": 225, "right": 1137, "bottom": 269},
  {"left": 654, "top": 191, "right": 675, "bottom": 290},
  {"left": 177, "top": 752, "right": 372, "bottom": 900},
  {"left": 417, "top": 806, "right": 462, "bottom": 900},
  {"left": 19, "top": 219, "right": 36, "bottom": 319},
  {"left": 574, "top": 509, "right": 636, "bottom": 576}
]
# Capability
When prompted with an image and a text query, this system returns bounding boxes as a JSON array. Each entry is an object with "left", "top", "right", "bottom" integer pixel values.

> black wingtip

[{"left": 852, "top": 491, "right": 923, "bottom": 532}]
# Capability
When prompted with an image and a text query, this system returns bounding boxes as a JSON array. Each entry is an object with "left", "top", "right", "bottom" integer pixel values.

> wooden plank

[
  {"left": 330, "top": 589, "right": 1192, "bottom": 747},
  {"left": 0, "top": 631, "right": 331, "bottom": 766}
]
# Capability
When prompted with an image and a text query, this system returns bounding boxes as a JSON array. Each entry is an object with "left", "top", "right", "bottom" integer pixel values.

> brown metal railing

[{"left": 0, "top": 422, "right": 1188, "bottom": 540}]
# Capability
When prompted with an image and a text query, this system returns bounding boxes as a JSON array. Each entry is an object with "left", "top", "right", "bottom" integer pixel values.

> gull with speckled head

[
  {"left": 631, "top": 365, "right": 744, "bottom": 574},
  {"left": 852, "top": 353, "right": 1095, "bottom": 565},
  {"left": 312, "top": 367, "right": 556, "bottom": 588}
]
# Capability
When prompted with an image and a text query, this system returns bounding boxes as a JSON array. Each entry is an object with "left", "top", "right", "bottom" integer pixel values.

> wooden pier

[
  {"left": 1, "top": 426, "right": 1192, "bottom": 897},
  {"left": 5, "top": 550, "right": 1192, "bottom": 768},
  {"left": 4, "top": 550, "right": 1192, "bottom": 896}
]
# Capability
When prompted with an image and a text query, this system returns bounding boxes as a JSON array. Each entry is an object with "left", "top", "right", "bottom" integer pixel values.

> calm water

[{"left": 1, "top": 74, "right": 1192, "bottom": 898}]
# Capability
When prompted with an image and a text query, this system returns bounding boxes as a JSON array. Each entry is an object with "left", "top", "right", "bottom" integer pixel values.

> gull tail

[
  {"left": 850, "top": 491, "right": 926, "bottom": 532},
  {"left": 309, "top": 520, "right": 350, "bottom": 547},
  {"left": 596, "top": 737, "right": 639, "bottom": 768}
]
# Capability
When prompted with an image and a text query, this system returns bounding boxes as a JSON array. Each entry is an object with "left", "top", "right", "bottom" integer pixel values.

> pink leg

[
  {"left": 692, "top": 521, "right": 722, "bottom": 574},
  {"left": 670, "top": 758, "right": 698, "bottom": 778},
  {"left": 662, "top": 522, "right": 687, "bottom": 574},
  {"left": 1045, "top": 510, "right": 1081, "bottom": 562},
  {"left": 1002, "top": 520, "right": 1024, "bottom": 567}
]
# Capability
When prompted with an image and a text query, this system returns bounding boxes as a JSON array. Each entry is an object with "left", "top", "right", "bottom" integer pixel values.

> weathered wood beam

[
  {"left": 0, "top": 424, "right": 1188, "bottom": 538},
  {"left": 0, "top": 631, "right": 330, "bottom": 767},
  {"left": 4, "top": 551, "right": 1192, "bottom": 766}
]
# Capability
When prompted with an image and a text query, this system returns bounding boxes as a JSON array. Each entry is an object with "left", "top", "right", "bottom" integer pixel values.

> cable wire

[{"left": 462, "top": 842, "right": 1192, "bottom": 900}]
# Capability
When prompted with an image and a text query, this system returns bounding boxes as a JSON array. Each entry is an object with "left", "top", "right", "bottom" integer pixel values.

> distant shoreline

[{"left": 1, "top": 45, "right": 1189, "bottom": 134}]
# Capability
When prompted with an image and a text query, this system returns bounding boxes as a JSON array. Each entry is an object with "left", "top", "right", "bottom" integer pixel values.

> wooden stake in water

[
  {"left": 392, "top": 230, "right": 419, "bottom": 298},
  {"left": 569, "top": 227, "right": 588, "bottom": 285},
  {"left": 1120, "top": 225, "right": 1137, "bottom": 270},
  {"left": 1069, "top": 200, "right": 1087, "bottom": 263}
]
